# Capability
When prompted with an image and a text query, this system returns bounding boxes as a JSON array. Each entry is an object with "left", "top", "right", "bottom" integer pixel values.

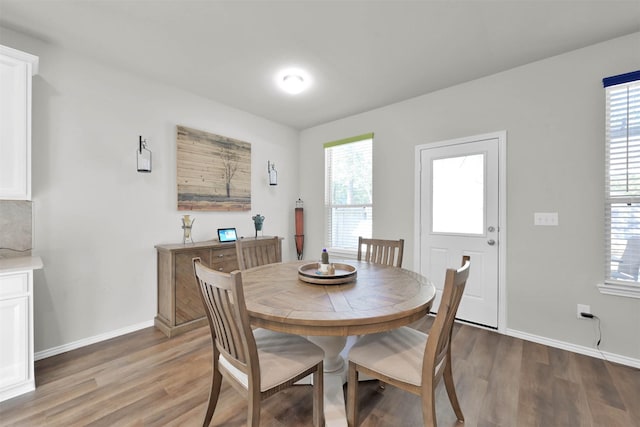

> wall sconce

[
  {"left": 268, "top": 161, "right": 277, "bottom": 186},
  {"left": 137, "top": 136, "right": 152, "bottom": 173}
]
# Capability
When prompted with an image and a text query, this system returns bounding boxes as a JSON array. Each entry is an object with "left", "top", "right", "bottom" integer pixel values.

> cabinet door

[
  {"left": 175, "top": 249, "right": 210, "bottom": 325},
  {"left": 0, "top": 296, "right": 29, "bottom": 390},
  {"left": 0, "top": 47, "right": 37, "bottom": 200}
]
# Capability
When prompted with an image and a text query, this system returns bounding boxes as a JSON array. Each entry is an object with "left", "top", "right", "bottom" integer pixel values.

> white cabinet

[
  {"left": 0, "top": 257, "right": 42, "bottom": 402},
  {"left": 0, "top": 45, "right": 38, "bottom": 200},
  {"left": 0, "top": 271, "right": 33, "bottom": 401}
]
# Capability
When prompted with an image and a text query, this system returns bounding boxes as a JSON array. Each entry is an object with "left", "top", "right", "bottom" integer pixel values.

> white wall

[
  {"left": 300, "top": 33, "right": 640, "bottom": 362},
  {"left": 0, "top": 27, "right": 300, "bottom": 353}
]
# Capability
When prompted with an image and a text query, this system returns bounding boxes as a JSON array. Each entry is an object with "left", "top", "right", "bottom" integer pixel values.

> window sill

[{"left": 597, "top": 281, "right": 640, "bottom": 299}]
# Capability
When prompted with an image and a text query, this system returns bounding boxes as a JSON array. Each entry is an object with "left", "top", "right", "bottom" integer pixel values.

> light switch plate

[{"left": 534, "top": 212, "right": 559, "bottom": 226}]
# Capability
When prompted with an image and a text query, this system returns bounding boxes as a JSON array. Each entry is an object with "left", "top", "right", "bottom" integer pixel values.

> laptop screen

[{"left": 217, "top": 228, "right": 237, "bottom": 242}]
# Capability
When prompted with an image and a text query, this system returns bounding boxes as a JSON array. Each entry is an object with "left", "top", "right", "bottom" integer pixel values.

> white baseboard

[
  {"left": 34, "top": 320, "right": 155, "bottom": 361},
  {"left": 505, "top": 328, "right": 640, "bottom": 369}
]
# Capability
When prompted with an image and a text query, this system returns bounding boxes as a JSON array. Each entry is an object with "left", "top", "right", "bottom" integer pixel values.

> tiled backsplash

[{"left": 0, "top": 200, "right": 32, "bottom": 258}]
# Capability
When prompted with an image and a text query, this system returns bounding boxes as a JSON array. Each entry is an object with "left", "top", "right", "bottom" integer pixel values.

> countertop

[{"left": 0, "top": 256, "right": 43, "bottom": 274}]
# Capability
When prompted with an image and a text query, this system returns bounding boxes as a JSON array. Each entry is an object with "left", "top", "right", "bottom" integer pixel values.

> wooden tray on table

[{"left": 297, "top": 262, "right": 357, "bottom": 285}]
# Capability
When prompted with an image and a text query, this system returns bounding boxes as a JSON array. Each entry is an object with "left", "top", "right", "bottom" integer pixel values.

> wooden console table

[{"left": 154, "top": 237, "right": 280, "bottom": 337}]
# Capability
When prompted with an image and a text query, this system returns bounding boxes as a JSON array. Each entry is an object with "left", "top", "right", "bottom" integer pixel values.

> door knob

[{"left": 487, "top": 239, "right": 496, "bottom": 246}]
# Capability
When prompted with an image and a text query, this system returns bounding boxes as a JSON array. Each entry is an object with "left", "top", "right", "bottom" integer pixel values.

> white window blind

[
  {"left": 604, "top": 71, "right": 640, "bottom": 286},
  {"left": 324, "top": 133, "right": 373, "bottom": 252}
]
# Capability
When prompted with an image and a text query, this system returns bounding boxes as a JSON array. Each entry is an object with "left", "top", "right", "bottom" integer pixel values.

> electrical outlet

[{"left": 577, "top": 304, "right": 591, "bottom": 319}]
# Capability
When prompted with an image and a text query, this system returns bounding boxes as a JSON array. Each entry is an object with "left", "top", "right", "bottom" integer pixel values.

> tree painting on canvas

[{"left": 177, "top": 125, "right": 251, "bottom": 211}]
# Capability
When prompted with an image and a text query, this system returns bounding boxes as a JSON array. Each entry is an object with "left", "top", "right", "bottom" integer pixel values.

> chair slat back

[
  {"left": 357, "top": 237, "right": 404, "bottom": 268},
  {"left": 423, "top": 256, "right": 470, "bottom": 379},
  {"left": 236, "top": 237, "right": 282, "bottom": 270},
  {"left": 193, "top": 258, "right": 257, "bottom": 373}
]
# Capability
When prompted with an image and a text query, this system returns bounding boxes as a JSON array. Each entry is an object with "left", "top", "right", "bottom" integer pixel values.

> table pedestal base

[{"left": 302, "top": 335, "right": 359, "bottom": 427}]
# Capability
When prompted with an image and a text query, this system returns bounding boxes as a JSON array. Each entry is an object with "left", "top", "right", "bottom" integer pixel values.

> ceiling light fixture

[
  {"left": 283, "top": 74, "right": 304, "bottom": 93},
  {"left": 276, "top": 68, "right": 311, "bottom": 95}
]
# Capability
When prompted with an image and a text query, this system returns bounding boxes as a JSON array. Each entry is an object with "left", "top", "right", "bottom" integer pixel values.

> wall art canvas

[{"left": 177, "top": 125, "right": 251, "bottom": 211}]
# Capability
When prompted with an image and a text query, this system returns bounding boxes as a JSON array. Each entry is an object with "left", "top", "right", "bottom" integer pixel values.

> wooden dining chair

[
  {"left": 193, "top": 258, "right": 324, "bottom": 427},
  {"left": 235, "top": 236, "right": 282, "bottom": 270},
  {"left": 347, "top": 256, "right": 471, "bottom": 427},
  {"left": 357, "top": 237, "right": 405, "bottom": 268}
]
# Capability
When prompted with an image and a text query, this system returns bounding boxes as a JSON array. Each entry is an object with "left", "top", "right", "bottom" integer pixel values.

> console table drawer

[{"left": 210, "top": 247, "right": 237, "bottom": 272}]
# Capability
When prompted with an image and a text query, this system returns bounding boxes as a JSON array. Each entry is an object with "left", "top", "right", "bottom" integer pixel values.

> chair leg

[
  {"left": 422, "top": 376, "right": 437, "bottom": 427},
  {"left": 247, "top": 388, "right": 261, "bottom": 427},
  {"left": 347, "top": 361, "right": 359, "bottom": 427},
  {"left": 443, "top": 357, "right": 464, "bottom": 422},
  {"left": 312, "top": 362, "right": 324, "bottom": 427},
  {"left": 203, "top": 367, "right": 223, "bottom": 426}
]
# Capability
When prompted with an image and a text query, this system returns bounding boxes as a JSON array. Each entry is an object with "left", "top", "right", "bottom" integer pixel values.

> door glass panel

[{"left": 432, "top": 153, "right": 484, "bottom": 234}]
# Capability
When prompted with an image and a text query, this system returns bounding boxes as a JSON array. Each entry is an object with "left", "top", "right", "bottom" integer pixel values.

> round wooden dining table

[{"left": 241, "top": 259, "right": 436, "bottom": 427}]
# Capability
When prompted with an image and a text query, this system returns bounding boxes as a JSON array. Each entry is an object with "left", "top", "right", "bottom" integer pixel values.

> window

[
  {"left": 602, "top": 71, "right": 640, "bottom": 298},
  {"left": 324, "top": 133, "right": 373, "bottom": 253},
  {"left": 432, "top": 153, "right": 485, "bottom": 235}
]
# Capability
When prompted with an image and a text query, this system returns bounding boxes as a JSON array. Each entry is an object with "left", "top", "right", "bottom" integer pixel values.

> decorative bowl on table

[{"left": 297, "top": 262, "right": 357, "bottom": 285}]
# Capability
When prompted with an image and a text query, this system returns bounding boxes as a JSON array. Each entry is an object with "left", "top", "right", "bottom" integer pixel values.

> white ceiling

[{"left": 1, "top": 1, "right": 639, "bottom": 130}]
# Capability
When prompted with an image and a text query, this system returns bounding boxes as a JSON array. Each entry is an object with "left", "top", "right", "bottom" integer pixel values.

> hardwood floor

[{"left": 1, "top": 320, "right": 638, "bottom": 426}]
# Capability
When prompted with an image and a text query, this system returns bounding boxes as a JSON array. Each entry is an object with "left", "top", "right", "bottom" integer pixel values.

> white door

[{"left": 416, "top": 133, "right": 502, "bottom": 328}]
